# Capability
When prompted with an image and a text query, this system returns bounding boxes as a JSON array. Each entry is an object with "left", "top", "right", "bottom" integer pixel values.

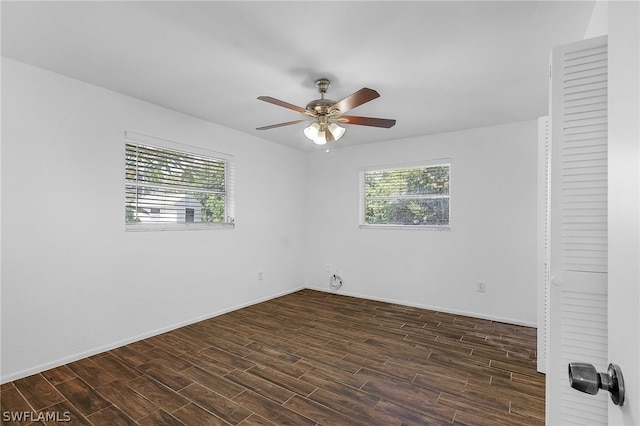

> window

[
  {"left": 360, "top": 161, "right": 450, "bottom": 228},
  {"left": 185, "top": 208, "right": 195, "bottom": 223},
  {"left": 125, "top": 132, "right": 234, "bottom": 231}
]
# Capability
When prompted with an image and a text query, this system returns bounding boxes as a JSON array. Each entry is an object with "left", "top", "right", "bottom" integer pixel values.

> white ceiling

[{"left": 1, "top": 1, "right": 595, "bottom": 152}]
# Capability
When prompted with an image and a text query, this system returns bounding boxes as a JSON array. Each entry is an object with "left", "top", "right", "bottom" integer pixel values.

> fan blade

[
  {"left": 337, "top": 115, "right": 396, "bottom": 128},
  {"left": 257, "top": 96, "right": 308, "bottom": 114},
  {"left": 256, "top": 119, "right": 309, "bottom": 130},
  {"left": 329, "top": 88, "right": 380, "bottom": 114}
]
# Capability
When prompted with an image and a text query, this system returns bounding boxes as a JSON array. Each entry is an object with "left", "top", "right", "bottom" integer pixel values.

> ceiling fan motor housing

[
  {"left": 306, "top": 98, "right": 336, "bottom": 115},
  {"left": 306, "top": 78, "right": 337, "bottom": 115}
]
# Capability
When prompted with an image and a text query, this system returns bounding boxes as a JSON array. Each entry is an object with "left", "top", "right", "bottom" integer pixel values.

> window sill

[
  {"left": 126, "top": 222, "right": 235, "bottom": 232},
  {"left": 359, "top": 224, "right": 450, "bottom": 231}
]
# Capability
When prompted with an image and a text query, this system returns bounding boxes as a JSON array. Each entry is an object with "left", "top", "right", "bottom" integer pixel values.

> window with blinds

[
  {"left": 360, "top": 162, "right": 450, "bottom": 228},
  {"left": 125, "top": 132, "right": 234, "bottom": 231}
]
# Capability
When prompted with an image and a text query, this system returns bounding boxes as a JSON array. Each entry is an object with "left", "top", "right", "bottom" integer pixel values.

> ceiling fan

[{"left": 256, "top": 78, "right": 396, "bottom": 145}]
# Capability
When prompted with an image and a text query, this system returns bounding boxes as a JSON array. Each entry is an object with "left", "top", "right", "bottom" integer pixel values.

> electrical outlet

[
  {"left": 258, "top": 271, "right": 263, "bottom": 281},
  {"left": 477, "top": 281, "right": 486, "bottom": 293}
]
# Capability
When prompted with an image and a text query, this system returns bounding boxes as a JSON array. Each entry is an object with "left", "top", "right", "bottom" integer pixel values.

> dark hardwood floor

[{"left": 1, "top": 289, "right": 544, "bottom": 425}]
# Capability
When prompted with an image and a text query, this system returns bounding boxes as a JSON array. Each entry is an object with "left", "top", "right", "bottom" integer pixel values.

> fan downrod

[{"left": 307, "top": 78, "right": 336, "bottom": 114}]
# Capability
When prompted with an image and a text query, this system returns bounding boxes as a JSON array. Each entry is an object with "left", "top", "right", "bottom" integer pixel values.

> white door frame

[{"left": 607, "top": 1, "right": 640, "bottom": 424}]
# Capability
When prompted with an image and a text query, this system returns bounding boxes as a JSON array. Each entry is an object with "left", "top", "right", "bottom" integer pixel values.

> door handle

[{"left": 568, "top": 362, "right": 625, "bottom": 406}]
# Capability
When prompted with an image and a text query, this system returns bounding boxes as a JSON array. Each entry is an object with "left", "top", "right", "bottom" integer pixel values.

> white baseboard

[
  {"left": 2, "top": 284, "right": 534, "bottom": 384},
  {"left": 305, "top": 285, "right": 537, "bottom": 328},
  {"left": 1, "top": 286, "right": 305, "bottom": 384}
]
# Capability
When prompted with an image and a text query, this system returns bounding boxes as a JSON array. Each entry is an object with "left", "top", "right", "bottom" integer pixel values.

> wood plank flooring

[{"left": 1, "top": 289, "right": 544, "bottom": 425}]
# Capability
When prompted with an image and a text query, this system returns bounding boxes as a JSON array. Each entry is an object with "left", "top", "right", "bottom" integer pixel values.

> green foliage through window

[
  {"left": 362, "top": 164, "right": 450, "bottom": 226},
  {"left": 125, "top": 141, "right": 233, "bottom": 227}
]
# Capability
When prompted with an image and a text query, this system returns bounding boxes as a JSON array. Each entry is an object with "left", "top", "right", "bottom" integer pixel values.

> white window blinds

[
  {"left": 125, "top": 132, "right": 235, "bottom": 231},
  {"left": 360, "top": 162, "right": 450, "bottom": 228}
]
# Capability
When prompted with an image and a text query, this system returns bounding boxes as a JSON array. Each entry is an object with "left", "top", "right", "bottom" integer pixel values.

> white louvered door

[{"left": 547, "top": 35, "right": 609, "bottom": 425}]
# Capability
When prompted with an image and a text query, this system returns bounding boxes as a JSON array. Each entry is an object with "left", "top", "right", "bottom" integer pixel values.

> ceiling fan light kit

[
  {"left": 257, "top": 78, "right": 395, "bottom": 146},
  {"left": 303, "top": 122, "right": 345, "bottom": 145}
]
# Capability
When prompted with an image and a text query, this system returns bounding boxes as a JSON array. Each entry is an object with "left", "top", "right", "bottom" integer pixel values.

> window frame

[
  {"left": 125, "top": 131, "right": 235, "bottom": 232},
  {"left": 358, "top": 159, "right": 451, "bottom": 231}
]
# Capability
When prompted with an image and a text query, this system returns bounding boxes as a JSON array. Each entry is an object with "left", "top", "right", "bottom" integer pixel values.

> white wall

[
  {"left": 1, "top": 57, "right": 540, "bottom": 383},
  {"left": 584, "top": 0, "right": 608, "bottom": 39},
  {"left": 0, "top": 58, "right": 308, "bottom": 382},
  {"left": 304, "top": 120, "right": 538, "bottom": 325}
]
